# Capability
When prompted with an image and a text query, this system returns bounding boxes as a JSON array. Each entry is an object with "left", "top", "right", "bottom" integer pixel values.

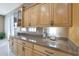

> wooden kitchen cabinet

[
  {"left": 17, "top": 44, "right": 24, "bottom": 56},
  {"left": 30, "top": 4, "right": 40, "bottom": 26},
  {"left": 34, "top": 44, "right": 72, "bottom": 56},
  {"left": 23, "top": 3, "right": 72, "bottom": 27},
  {"left": 23, "top": 8, "right": 30, "bottom": 27},
  {"left": 32, "top": 50, "right": 46, "bottom": 56},
  {"left": 24, "top": 41, "right": 33, "bottom": 48},
  {"left": 16, "top": 38, "right": 33, "bottom": 56},
  {"left": 53, "top": 4, "right": 72, "bottom": 27},
  {"left": 39, "top": 4, "right": 52, "bottom": 27},
  {"left": 23, "top": 4, "right": 40, "bottom": 27},
  {"left": 24, "top": 47, "right": 33, "bottom": 56},
  {"left": 24, "top": 41, "right": 33, "bottom": 56}
]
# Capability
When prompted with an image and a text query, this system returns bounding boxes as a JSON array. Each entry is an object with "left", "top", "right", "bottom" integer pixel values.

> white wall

[
  {"left": 5, "top": 14, "right": 10, "bottom": 39},
  {"left": 5, "top": 13, "right": 14, "bottom": 40},
  {"left": 10, "top": 14, "right": 14, "bottom": 36}
]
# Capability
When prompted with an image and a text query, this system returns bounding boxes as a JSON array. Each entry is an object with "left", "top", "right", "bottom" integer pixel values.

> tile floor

[{"left": 0, "top": 39, "right": 14, "bottom": 56}]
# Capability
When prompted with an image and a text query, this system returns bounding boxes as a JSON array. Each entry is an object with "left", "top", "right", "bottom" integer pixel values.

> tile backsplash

[
  {"left": 45, "top": 27, "right": 69, "bottom": 38},
  {"left": 18, "top": 27, "right": 69, "bottom": 38}
]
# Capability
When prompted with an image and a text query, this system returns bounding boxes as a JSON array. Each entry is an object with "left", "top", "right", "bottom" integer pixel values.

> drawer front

[
  {"left": 18, "top": 39, "right": 33, "bottom": 48},
  {"left": 34, "top": 44, "right": 71, "bottom": 56},
  {"left": 33, "top": 50, "right": 46, "bottom": 56},
  {"left": 24, "top": 46, "right": 32, "bottom": 52},
  {"left": 24, "top": 47, "right": 33, "bottom": 56},
  {"left": 24, "top": 42, "right": 33, "bottom": 48}
]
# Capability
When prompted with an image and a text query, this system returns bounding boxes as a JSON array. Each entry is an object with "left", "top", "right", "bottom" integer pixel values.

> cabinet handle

[{"left": 45, "top": 50, "right": 54, "bottom": 55}]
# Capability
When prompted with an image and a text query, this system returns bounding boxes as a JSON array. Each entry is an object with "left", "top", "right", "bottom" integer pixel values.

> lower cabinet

[
  {"left": 17, "top": 44, "right": 24, "bottom": 56},
  {"left": 34, "top": 44, "right": 72, "bottom": 56},
  {"left": 32, "top": 50, "right": 46, "bottom": 56},
  {"left": 13, "top": 42, "right": 18, "bottom": 55},
  {"left": 9, "top": 38, "right": 73, "bottom": 56},
  {"left": 24, "top": 47, "right": 33, "bottom": 56}
]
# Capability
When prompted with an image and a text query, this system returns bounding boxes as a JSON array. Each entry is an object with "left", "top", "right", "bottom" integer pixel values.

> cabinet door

[
  {"left": 30, "top": 5, "right": 40, "bottom": 26},
  {"left": 53, "top": 4, "right": 72, "bottom": 27},
  {"left": 23, "top": 8, "right": 30, "bottom": 27},
  {"left": 24, "top": 47, "right": 32, "bottom": 56},
  {"left": 39, "top": 4, "right": 51, "bottom": 27},
  {"left": 17, "top": 44, "right": 24, "bottom": 56},
  {"left": 13, "top": 42, "right": 18, "bottom": 55}
]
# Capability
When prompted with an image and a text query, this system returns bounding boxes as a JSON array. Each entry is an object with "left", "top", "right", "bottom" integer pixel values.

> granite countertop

[{"left": 12, "top": 35, "right": 78, "bottom": 56}]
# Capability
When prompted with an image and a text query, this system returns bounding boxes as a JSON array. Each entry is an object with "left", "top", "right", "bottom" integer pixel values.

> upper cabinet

[
  {"left": 22, "top": 3, "right": 72, "bottom": 27},
  {"left": 23, "top": 5, "right": 40, "bottom": 27},
  {"left": 53, "top": 4, "right": 72, "bottom": 27},
  {"left": 23, "top": 8, "right": 30, "bottom": 27},
  {"left": 30, "top": 5, "right": 40, "bottom": 27},
  {"left": 39, "top": 4, "right": 52, "bottom": 27}
]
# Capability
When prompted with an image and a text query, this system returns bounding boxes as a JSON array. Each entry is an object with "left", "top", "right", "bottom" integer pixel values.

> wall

[
  {"left": 5, "top": 14, "right": 11, "bottom": 39},
  {"left": 5, "top": 13, "right": 14, "bottom": 39},
  {"left": 69, "top": 4, "right": 79, "bottom": 47},
  {"left": 0, "top": 15, "right": 4, "bottom": 32},
  {"left": 55, "top": 27, "right": 69, "bottom": 37},
  {"left": 46, "top": 27, "right": 69, "bottom": 38}
]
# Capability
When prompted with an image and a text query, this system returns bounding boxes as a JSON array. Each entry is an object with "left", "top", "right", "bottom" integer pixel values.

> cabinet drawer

[
  {"left": 33, "top": 50, "right": 46, "bottom": 56},
  {"left": 24, "top": 41, "right": 33, "bottom": 48},
  {"left": 34, "top": 44, "right": 72, "bottom": 56},
  {"left": 24, "top": 47, "right": 32, "bottom": 56},
  {"left": 24, "top": 46, "right": 32, "bottom": 51},
  {"left": 18, "top": 39, "right": 33, "bottom": 48}
]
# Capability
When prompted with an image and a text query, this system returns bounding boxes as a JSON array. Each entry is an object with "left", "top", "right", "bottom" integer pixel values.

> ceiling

[{"left": 0, "top": 3, "right": 23, "bottom": 15}]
